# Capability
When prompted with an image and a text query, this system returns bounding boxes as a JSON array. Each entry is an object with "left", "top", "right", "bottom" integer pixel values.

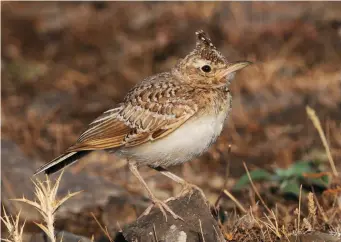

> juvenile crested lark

[{"left": 35, "top": 30, "right": 251, "bottom": 220}]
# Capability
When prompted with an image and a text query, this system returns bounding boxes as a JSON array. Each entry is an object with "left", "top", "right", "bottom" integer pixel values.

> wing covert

[{"left": 67, "top": 78, "right": 198, "bottom": 152}]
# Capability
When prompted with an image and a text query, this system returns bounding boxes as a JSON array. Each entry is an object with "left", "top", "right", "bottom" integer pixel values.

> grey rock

[
  {"left": 119, "top": 189, "right": 225, "bottom": 242},
  {"left": 1, "top": 139, "right": 42, "bottom": 220},
  {"left": 1, "top": 138, "right": 127, "bottom": 220},
  {"left": 102, "top": 194, "right": 150, "bottom": 234},
  {"left": 29, "top": 231, "right": 92, "bottom": 242}
]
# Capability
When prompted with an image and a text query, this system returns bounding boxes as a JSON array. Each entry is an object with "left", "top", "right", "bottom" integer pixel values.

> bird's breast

[{"left": 117, "top": 108, "right": 229, "bottom": 167}]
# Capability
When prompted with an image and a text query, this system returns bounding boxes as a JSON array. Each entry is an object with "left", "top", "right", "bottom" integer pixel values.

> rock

[
  {"left": 1, "top": 138, "right": 128, "bottom": 220},
  {"left": 1, "top": 139, "right": 42, "bottom": 221},
  {"left": 29, "top": 231, "right": 92, "bottom": 242},
  {"left": 102, "top": 194, "right": 149, "bottom": 234},
  {"left": 117, "top": 189, "right": 225, "bottom": 242},
  {"left": 51, "top": 170, "right": 127, "bottom": 217}
]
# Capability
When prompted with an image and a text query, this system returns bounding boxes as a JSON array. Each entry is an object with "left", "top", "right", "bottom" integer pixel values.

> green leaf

[
  {"left": 303, "top": 175, "right": 330, "bottom": 188},
  {"left": 280, "top": 179, "right": 301, "bottom": 197},
  {"left": 233, "top": 169, "right": 273, "bottom": 190},
  {"left": 321, "top": 174, "right": 330, "bottom": 184},
  {"left": 275, "top": 161, "right": 314, "bottom": 178}
]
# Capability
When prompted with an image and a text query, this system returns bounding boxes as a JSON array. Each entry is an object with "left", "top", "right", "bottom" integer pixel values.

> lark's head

[{"left": 176, "top": 30, "right": 251, "bottom": 87}]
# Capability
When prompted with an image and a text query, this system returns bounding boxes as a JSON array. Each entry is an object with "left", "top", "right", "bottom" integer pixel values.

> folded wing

[{"left": 66, "top": 80, "right": 198, "bottom": 152}]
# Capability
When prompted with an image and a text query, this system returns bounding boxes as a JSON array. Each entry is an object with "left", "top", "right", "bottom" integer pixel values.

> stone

[
  {"left": 1, "top": 138, "right": 128, "bottom": 220},
  {"left": 117, "top": 189, "right": 225, "bottom": 242},
  {"left": 29, "top": 231, "right": 92, "bottom": 242}
]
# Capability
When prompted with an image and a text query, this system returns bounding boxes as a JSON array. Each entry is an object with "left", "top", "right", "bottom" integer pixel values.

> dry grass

[
  {"left": 306, "top": 106, "right": 338, "bottom": 176},
  {"left": 1, "top": 208, "right": 25, "bottom": 242},
  {"left": 297, "top": 184, "right": 302, "bottom": 234},
  {"left": 90, "top": 212, "right": 113, "bottom": 242},
  {"left": 243, "top": 162, "right": 272, "bottom": 214},
  {"left": 221, "top": 161, "right": 341, "bottom": 241},
  {"left": 222, "top": 200, "right": 341, "bottom": 241},
  {"left": 199, "top": 219, "right": 206, "bottom": 242},
  {"left": 307, "top": 192, "right": 317, "bottom": 228},
  {"left": 1, "top": 171, "right": 81, "bottom": 242},
  {"left": 223, "top": 190, "right": 247, "bottom": 214},
  {"left": 221, "top": 188, "right": 341, "bottom": 241}
]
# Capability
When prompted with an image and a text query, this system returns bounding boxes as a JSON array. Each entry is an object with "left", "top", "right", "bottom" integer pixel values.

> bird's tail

[{"left": 34, "top": 151, "right": 91, "bottom": 175}]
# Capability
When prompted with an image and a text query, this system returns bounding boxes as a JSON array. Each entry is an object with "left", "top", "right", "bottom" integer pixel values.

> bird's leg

[
  {"left": 128, "top": 162, "right": 183, "bottom": 221},
  {"left": 153, "top": 166, "right": 207, "bottom": 202}
]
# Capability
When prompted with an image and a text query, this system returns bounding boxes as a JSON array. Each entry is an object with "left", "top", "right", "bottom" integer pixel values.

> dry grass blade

[
  {"left": 11, "top": 170, "right": 81, "bottom": 242},
  {"left": 261, "top": 211, "right": 282, "bottom": 238},
  {"left": 223, "top": 189, "right": 247, "bottom": 214},
  {"left": 90, "top": 235, "right": 95, "bottom": 242},
  {"left": 306, "top": 106, "right": 338, "bottom": 176},
  {"left": 297, "top": 185, "right": 302, "bottom": 234},
  {"left": 199, "top": 219, "right": 206, "bottom": 242},
  {"left": 243, "top": 162, "right": 272, "bottom": 214},
  {"left": 152, "top": 224, "right": 159, "bottom": 242},
  {"left": 1, "top": 208, "right": 25, "bottom": 242},
  {"left": 212, "top": 225, "right": 223, "bottom": 242},
  {"left": 90, "top": 212, "right": 113, "bottom": 242},
  {"left": 313, "top": 192, "right": 329, "bottom": 223}
]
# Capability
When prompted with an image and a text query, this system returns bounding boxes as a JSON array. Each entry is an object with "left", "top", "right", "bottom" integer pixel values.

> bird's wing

[{"left": 66, "top": 80, "right": 198, "bottom": 152}]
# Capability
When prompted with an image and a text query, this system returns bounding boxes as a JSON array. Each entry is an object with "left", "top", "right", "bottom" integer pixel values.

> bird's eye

[{"left": 201, "top": 65, "right": 212, "bottom": 73}]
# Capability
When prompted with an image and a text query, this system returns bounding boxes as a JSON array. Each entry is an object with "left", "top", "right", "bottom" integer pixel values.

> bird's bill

[
  {"left": 217, "top": 61, "right": 252, "bottom": 80},
  {"left": 227, "top": 61, "right": 252, "bottom": 72}
]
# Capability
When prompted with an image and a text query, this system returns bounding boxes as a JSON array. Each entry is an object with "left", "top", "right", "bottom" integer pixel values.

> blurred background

[{"left": 2, "top": 1, "right": 341, "bottom": 240}]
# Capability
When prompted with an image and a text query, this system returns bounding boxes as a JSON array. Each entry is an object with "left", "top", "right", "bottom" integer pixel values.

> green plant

[{"left": 233, "top": 160, "right": 331, "bottom": 197}]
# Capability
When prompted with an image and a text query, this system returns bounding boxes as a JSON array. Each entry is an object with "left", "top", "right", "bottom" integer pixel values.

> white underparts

[{"left": 116, "top": 109, "right": 228, "bottom": 167}]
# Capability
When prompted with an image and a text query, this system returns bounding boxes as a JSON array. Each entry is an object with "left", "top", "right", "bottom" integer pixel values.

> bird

[{"left": 35, "top": 30, "right": 251, "bottom": 221}]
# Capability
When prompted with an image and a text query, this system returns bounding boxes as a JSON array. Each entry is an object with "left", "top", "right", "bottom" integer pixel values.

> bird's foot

[{"left": 139, "top": 197, "right": 183, "bottom": 222}]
